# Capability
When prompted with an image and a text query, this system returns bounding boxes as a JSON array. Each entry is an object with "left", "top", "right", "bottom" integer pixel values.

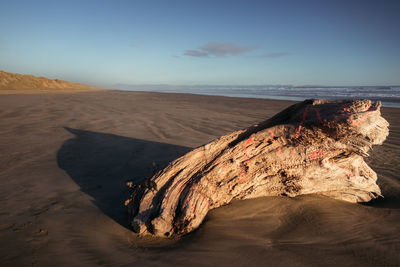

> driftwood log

[{"left": 125, "top": 99, "right": 389, "bottom": 237}]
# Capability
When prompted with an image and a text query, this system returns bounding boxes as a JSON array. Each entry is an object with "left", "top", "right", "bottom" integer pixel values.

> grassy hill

[{"left": 0, "top": 70, "right": 100, "bottom": 93}]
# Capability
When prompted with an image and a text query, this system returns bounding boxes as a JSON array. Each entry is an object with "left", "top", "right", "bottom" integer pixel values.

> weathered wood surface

[{"left": 125, "top": 99, "right": 389, "bottom": 237}]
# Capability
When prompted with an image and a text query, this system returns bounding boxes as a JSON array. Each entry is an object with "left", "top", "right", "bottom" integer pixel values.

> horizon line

[{"left": 113, "top": 83, "right": 400, "bottom": 88}]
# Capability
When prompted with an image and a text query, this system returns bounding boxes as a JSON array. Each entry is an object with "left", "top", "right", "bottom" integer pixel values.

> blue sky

[{"left": 0, "top": 0, "right": 399, "bottom": 87}]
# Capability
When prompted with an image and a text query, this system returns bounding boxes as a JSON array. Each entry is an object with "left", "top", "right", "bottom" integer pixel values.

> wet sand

[{"left": 0, "top": 90, "right": 399, "bottom": 266}]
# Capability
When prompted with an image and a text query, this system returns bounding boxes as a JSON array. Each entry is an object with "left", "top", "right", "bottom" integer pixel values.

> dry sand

[{"left": 0, "top": 90, "right": 399, "bottom": 266}]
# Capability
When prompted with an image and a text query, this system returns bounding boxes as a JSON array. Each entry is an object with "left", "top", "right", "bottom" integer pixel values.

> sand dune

[
  {"left": 0, "top": 91, "right": 399, "bottom": 266},
  {"left": 0, "top": 70, "right": 99, "bottom": 94}
]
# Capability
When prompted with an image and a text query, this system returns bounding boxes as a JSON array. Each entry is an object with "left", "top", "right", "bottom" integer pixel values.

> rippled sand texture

[{"left": 0, "top": 91, "right": 399, "bottom": 266}]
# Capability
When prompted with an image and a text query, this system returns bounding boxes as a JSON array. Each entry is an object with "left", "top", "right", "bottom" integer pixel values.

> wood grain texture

[{"left": 126, "top": 99, "right": 389, "bottom": 237}]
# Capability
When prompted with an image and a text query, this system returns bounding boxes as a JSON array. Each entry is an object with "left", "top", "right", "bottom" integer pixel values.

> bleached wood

[{"left": 125, "top": 99, "right": 389, "bottom": 237}]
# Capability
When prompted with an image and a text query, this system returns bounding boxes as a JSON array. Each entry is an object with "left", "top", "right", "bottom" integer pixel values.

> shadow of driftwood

[{"left": 57, "top": 127, "right": 192, "bottom": 228}]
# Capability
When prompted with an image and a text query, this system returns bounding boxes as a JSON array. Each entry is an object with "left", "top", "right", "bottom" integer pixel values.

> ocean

[{"left": 115, "top": 85, "right": 400, "bottom": 108}]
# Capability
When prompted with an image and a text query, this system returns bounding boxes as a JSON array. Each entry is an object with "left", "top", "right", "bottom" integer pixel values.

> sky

[{"left": 0, "top": 0, "right": 399, "bottom": 87}]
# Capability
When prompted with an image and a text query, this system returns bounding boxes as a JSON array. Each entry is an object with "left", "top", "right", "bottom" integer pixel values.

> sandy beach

[{"left": 0, "top": 90, "right": 399, "bottom": 266}]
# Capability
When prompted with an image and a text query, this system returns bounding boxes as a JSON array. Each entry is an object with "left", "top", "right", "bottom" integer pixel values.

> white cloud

[{"left": 184, "top": 42, "right": 255, "bottom": 57}]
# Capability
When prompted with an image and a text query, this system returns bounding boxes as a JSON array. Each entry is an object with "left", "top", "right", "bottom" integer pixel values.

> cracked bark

[{"left": 125, "top": 99, "right": 389, "bottom": 237}]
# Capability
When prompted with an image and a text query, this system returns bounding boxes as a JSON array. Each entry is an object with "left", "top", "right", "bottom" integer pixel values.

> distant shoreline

[{"left": 109, "top": 88, "right": 400, "bottom": 108}]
